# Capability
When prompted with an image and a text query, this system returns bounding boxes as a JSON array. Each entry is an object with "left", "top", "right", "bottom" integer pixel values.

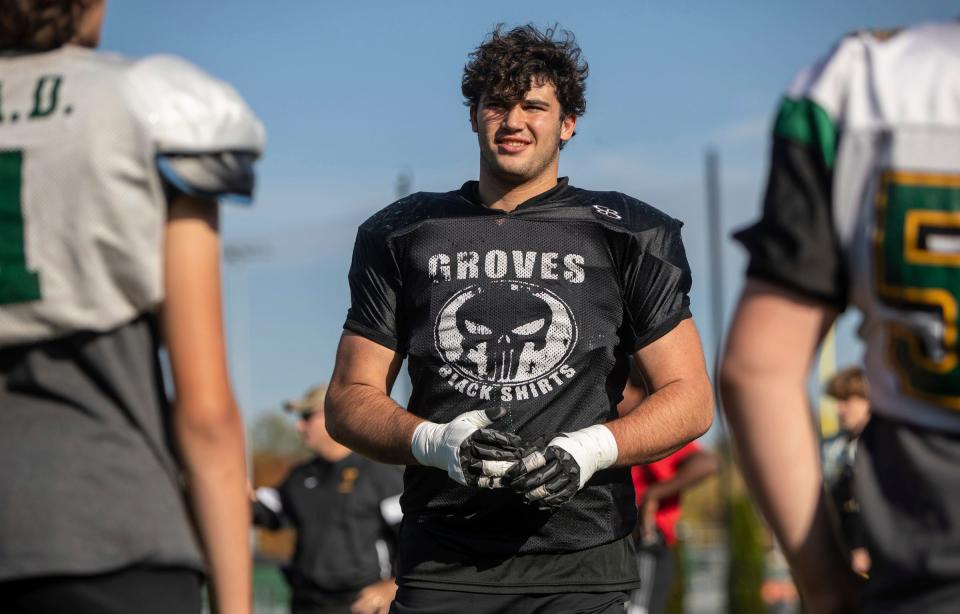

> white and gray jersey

[
  {"left": 736, "top": 21, "right": 960, "bottom": 432},
  {"left": 0, "top": 45, "right": 264, "bottom": 345},
  {"left": 0, "top": 45, "right": 263, "bottom": 580}
]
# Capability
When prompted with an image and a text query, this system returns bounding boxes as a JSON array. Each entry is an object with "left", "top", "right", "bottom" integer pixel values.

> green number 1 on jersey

[
  {"left": 0, "top": 150, "right": 41, "bottom": 304},
  {"left": 875, "top": 170, "right": 960, "bottom": 410}
]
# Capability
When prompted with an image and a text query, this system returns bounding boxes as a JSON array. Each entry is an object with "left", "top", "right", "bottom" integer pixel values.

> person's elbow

[
  {"left": 666, "top": 372, "right": 714, "bottom": 444},
  {"left": 694, "top": 449, "right": 721, "bottom": 478},
  {"left": 718, "top": 340, "right": 762, "bottom": 416},
  {"left": 174, "top": 395, "right": 244, "bottom": 448},
  {"left": 688, "top": 374, "right": 714, "bottom": 439},
  {"left": 323, "top": 381, "right": 351, "bottom": 445}
]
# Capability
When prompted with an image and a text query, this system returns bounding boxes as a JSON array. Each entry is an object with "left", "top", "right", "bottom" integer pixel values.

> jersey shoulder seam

[
  {"left": 570, "top": 187, "right": 680, "bottom": 235},
  {"left": 360, "top": 190, "right": 475, "bottom": 239}
]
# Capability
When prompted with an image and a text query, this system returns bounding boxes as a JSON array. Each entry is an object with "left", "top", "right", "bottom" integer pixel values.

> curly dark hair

[
  {"left": 0, "top": 0, "right": 86, "bottom": 51},
  {"left": 462, "top": 24, "right": 588, "bottom": 121}
]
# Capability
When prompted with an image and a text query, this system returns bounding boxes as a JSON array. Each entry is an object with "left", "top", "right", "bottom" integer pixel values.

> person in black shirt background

[
  {"left": 253, "top": 385, "right": 403, "bottom": 614},
  {"left": 820, "top": 367, "right": 871, "bottom": 578},
  {"left": 325, "top": 24, "right": 713, "bottom": 614}
]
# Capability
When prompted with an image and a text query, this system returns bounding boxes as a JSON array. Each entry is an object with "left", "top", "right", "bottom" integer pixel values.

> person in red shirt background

[
  {"left": 629, "top": 444, "right": 718, "bottom": 614},
  {"left": 621, "top": 372, "right": 719, "bottom": 614}
]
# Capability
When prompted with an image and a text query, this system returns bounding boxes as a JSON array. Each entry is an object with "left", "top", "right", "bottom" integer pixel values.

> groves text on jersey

[{"left": 428, "top": 250, "right": 585, "bottom": 284}]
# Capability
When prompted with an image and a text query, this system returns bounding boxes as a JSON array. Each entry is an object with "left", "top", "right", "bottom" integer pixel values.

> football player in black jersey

[{"left": 326, "top": 24, "right": 713, "bottom": 614}]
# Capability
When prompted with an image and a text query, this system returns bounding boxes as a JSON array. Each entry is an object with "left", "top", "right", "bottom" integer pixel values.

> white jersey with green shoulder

[
  {"left": 742, "top": 21, "right": 960, "bottom": 432},
  {"left": 0, "top": 45, "right": 264, "bottom": 346}
]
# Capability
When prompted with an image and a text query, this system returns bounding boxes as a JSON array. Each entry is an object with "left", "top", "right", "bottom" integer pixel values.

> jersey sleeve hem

[
  {"left": 343, "top": 320, "right": 403, "bottom": 354},
  {"left": 157, "top": 153, "right": 257, "bottom": 204},
  {"left": 744, "top": 268, "right": 847, "bottom": 311},
  {"left": 632, "top": 309, "right": 692, "bottom": 352}
]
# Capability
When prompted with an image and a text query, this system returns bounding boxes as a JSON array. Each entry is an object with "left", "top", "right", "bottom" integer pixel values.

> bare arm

[
  {"left": 163, "top": 195, "right": 251, "bottom": 614},
  {"left": 325, "top": 331, "right": 423, "bottom": 465},
  {"left": 636, "top": 448, "right": 719, "bottom": 539},
  {"left": 507, "top": 318, "right": 713, "bottom": 507},
  {"left": 719, "top": 278, "right": 860, "bottom": 609},
  {"left": 645, "top": 448, "right": 719, "bottom": 501},
  {"left": 606, "top": 318, "right": 714, "bottom": 466}
]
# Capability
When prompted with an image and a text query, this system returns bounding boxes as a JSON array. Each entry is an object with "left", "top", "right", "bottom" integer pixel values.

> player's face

[
  {"left": 472, "top": 80, "right": 576, "bottom": 187},
  {"left": 837, "top": 396, "right": 870, "bottom": 437}
]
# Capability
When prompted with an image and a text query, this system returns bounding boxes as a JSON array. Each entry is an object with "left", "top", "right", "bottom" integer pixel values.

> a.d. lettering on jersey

[
  {"left": 0, "top": 75, "right": 71, "bottom": 125},
  {"left": 434, "top": 280, "right": 579, "bottom": 403}
]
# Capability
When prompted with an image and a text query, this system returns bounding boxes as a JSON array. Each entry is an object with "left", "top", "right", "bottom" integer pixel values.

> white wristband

[
  {"left": 409, "top": 409, "right": 497, "bottom": 485},
  {"left": 411, "top": 421, "right": 445, "bottom": 470},
  {"left": 550, "top": 424, "right": 619, "bottom": 489}
]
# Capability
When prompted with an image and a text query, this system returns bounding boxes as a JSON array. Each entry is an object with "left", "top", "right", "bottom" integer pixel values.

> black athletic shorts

[
  {"left": 855, "top": 414, "right": 960, "bottom": 613},
  {"left": 390, "top": 585, "right": 628, "bottom": 614},
  {"left": 0, "top": 566, "right": 202, "bottom": 614}
]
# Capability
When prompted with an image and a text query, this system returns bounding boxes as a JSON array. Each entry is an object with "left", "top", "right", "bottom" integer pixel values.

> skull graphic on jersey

[
  {"left": 456, "top": 284, "right": 554, "bottom": 381},
  {"left": 435, "top": 281, "right": 577, "bottom": 387}
]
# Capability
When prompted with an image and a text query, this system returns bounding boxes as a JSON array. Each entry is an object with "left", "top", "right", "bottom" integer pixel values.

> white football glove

[{"left": 411, "top": 407, "right": 524, "bottom": 488}]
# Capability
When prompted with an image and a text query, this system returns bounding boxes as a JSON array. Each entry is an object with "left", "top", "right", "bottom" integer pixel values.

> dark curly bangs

[
  {"left": 462, "top": 24, "right": 588, "bottom": 119},
  {"left": 0, "top": 0, "right": 84, "bottom": 51}
]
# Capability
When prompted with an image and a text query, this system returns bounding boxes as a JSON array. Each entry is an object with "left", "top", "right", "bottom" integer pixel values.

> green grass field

[{"left": 253, "top": 560, "right": 291, "bottom": 613}]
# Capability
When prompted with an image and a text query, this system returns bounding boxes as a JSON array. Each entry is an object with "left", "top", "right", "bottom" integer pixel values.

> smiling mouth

[{"left": 496, "top": 138, "right": 531, "bottom": 153}]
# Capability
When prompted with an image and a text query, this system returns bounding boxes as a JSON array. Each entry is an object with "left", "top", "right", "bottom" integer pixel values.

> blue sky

[{"left": 104, "top": 1, "right": 957, "bottom": 418}]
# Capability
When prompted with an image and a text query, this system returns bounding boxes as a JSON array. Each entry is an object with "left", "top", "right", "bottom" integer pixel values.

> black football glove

[
  {"left": 461, "top": 426, "right": 527, "bottom": 488},
  {"left": 506, "top": 445, "right": 581, "bottom": 509},
  {"left": 505, "top": 425, "right": 619, "bottom": 508}
]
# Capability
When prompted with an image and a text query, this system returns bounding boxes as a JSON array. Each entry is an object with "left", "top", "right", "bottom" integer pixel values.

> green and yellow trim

[{"left": 773, "top": 97, "right": 838, "bottom": 169}]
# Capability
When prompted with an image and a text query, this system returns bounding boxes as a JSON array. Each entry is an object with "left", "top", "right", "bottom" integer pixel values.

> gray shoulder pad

[
  {"left": 158, "top": 152, "right": 257, "bottom": 202},
  {"left": 126, "top": 55, "right": 265, "bottom": 156}
]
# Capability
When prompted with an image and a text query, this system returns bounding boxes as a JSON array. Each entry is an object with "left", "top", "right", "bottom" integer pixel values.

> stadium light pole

[
  {"left": 223, "top": 240, "right": 273, "bottom": 556},
  {"left": 705, "top": 146, "right": 739, "bottom": 538},
  {"left": 705, "top": 147, "right": 724, "bottom": 370},
  {"left": 223, "top": 241, "right": 273, "bottom": 418}
]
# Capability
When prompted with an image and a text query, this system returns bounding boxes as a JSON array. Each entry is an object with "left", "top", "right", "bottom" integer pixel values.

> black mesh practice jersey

[{"left": 344, "top": 178, "right": 692, "bottom": 587}]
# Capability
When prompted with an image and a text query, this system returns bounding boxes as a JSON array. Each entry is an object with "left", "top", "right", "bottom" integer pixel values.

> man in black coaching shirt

[
  {"left": 325, "top": 25, "right": 713, "bottom": 614},
  {"left": 253, "top": 385, "right": 402, "bottom": 614}
]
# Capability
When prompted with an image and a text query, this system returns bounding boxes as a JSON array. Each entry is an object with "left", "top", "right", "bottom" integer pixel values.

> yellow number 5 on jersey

[{"left": 875, "top": 170, "right": 960, "bottom": 410}]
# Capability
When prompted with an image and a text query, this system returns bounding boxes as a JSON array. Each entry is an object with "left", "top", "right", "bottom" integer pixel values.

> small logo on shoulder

[{"left": 592, "top": 205, "right": 622, "bottom": 220}]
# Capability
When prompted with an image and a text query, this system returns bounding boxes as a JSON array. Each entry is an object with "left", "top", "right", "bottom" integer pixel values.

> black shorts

[
  {"left": 0, "top": 566, "right": 202, "bottom": 614},
  {"left": 390, "top": 585, "right": 628, "bottom": 614},
  {"left": 629, "top": 533, "right": 675, "bottom": 614},
  {"left": 855, "top": 414, "right": 960, "bottom": 613}
]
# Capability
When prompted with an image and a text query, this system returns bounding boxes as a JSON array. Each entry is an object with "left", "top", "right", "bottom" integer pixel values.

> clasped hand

[{"left": 412, "top": 409, "right": 618, "bottom": 509}]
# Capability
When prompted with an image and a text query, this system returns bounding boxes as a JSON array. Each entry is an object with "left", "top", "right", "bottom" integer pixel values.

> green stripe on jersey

[{"left": 773, "top": 98, "right": 838, "bottom": 169}]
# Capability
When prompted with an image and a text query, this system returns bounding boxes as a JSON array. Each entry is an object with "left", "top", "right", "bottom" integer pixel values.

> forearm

[
  {"left": 720, "top": 367, "right": 852, "bottom": 597},
  {"left": 326, "top": 381, "right": 423, "bottom": 465},
  {"left": 162, "top": 197, "right": 252, "bottom": 613},
  {"left": 176, "top": 405, "right": 251, "bottom": 614},
  {"left": 646, "top": 452, "right": 719, "bottom": 500},
  {"left": 606, "top": 378, "right": 713, "bottom": 466},
  {"left": 719, "top": 281, "right": 857, "bottom": 600}
]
